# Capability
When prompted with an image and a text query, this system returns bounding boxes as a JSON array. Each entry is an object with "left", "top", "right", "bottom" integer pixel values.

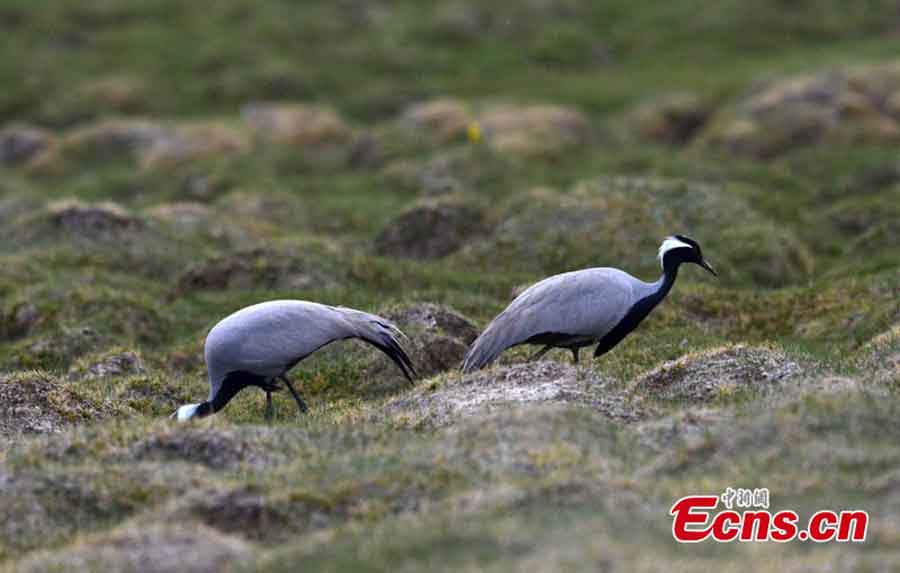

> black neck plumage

[
  {"left": 194, "top": 401, "right": 213, "bottom": 418},
  {"left": 196, "top": 370, "right": 273, "bottom": 418},
  {"left": 593, "top": 264, "right": 680, "bottom": 358},
  {"left": 656, "top": 261, "right": 680, "bottom": 301}
]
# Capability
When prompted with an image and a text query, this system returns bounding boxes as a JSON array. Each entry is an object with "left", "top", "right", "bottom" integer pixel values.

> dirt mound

[
  {"left": 0, "top": 371, "right": 122, "bottom": 438},
  {"left": 0, "top": 469, "right": 112, "bottom": 558},
  {"left": 633, "top": 344, "right": 805, "bottom": 402},
  {"left": 858, "top": 324, "right": 900, "bottom": 385},
  {"left": 6, "top": 325, "right": 102, "bottom": 372},
  {"left": 173, "top": 247, "right": 335, "bottom": 295},
  {"left": 241, "top": 101, "right": 353, "bottom": 146},
  {"left": 476, "top": 103, "right": 590, "bottom": 157},
  {"left": 214, "top": 190, "right": 311, "bottom": 228},
  {"left": 374, "top": 195, "right": 486, "bottom": 260},
  {"left": 377, "top": 303, "right": 478, "bottom": 379},
  {"left": 57, "top": 118, "right": 168, "bottom": 157},
  {"left": 173, "top": 478, "right": 438, "bottom": 544},
  {"left": 0, "top": 462, "right": 205, "bottom": 559},
  {"left": 47, "top": 199, "right": 143, "bottom": 241},
  {"left": 40, "top": 118, "right": 247, "bottom": 172},
  {"left": 145, "top": 202, "right": 213, "bottom": 227},
  {"left": 817, "top": 186, "right": 900, "bottom": 252},
  {"left": 1, "top": 301, "right": 41, "bottom": 339},
  {"left": 0, "top": 123, "right": 54, "bottom": 166},
  {"left": 137, "top": 121, "right": 248, "bottom": 170},
  {"left": 383, "top": 362, "right": 647, "bottom": 428},
  {"left": 130, "top": 426, "right": 277, "bottom": 470},
  {"left": 346, "top": 303, "right": 479, "bottom": 397},
  {"left": 462, "top": 176, "right": 813, "bottom": 286},
  {"left": 699, "top": 61, "right": 900, "bottom": 158},
  {"left": 175, "top": 487, "right": 293, "bottom": 542},
  {"left": 626, "top": 92, "right": 712, "bottom": 145},
  {"left": 170, "top": 485, "right": 341, "bottom": 543},
  {"left": 12, "top": 522, "right": 251, "bottom": 573},
  {"left": 400, "top": 99, "right": 473, "bottom": 143},
  {"left": 389, "top": 303, "right": 480, "bottom": 343},
  {"left": 69, "top": 349, "right": 146, "bottom": 380}
]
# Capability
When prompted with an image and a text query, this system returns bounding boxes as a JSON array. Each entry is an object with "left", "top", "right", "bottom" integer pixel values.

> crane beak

[{"left": 700, "top": 259, "right": 717, "bottom": 277}]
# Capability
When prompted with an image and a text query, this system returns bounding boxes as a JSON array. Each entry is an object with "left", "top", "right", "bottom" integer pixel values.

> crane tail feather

[
  {"left": 462, "top": 324, "right": 506, "bottom": 373},
  {"left": 338, "top": 308, "right": 417, "bottom": 381},
  {"left": 362, "top": 335, "right": 417, "bottom": 382}
]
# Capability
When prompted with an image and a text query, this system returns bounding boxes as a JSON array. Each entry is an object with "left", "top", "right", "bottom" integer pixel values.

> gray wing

[
  {"left": 462, "top": 268, "right": 638, "bottom": 372},
  {"left": 204, "top": 301, "right": 354, "bottom": 399},
  {"left": 204, "top": 300, "right": 415, "bottom": 400}
]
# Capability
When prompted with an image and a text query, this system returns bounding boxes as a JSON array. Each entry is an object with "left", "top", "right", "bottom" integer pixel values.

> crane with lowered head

[{"left": 173, "top": 300, "right": 416, "bottom": 421}]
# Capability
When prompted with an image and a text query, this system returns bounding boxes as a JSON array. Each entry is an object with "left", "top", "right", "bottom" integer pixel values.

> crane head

[{"left": 659, "top": 235, "right": 717, "bottom": 276}]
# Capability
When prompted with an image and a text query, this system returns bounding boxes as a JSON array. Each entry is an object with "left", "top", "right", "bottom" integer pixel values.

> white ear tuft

[
  {"left": 173, "top": 403, "right": 201, "bottom": 421},
  {"left": 658, "top": 236, "right": 692, "bottom": 268}
]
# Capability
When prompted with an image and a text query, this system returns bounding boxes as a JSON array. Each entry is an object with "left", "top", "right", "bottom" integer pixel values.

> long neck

[
  {"left": 592, "top": 263, "right": 679, "bottom": 359},
  {"left": 208, "top": 380, "right": 245, "bottom": 414},
  {"left": 653, "top": 261, "right": 680, "bottom": 303},
  {"left": 191, "top": 386, "right": 237, "bottom": 419},
  {"left": 204, "top": 370, "right": 269, "bottom": 417},
  {"left": 189, "top": 378, "right": 244, "bottom": 418}
]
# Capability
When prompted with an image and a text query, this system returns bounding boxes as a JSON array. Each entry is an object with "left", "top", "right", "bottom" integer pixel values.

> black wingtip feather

[
  {"left": 386, "top": 335, "right": 417, "bottom": 381},
  {"left": 366, "top": 334, "right": 417, "bottom": 382},
  {"left": 461, "top": 341, "right": 491, "bottom": 374}
]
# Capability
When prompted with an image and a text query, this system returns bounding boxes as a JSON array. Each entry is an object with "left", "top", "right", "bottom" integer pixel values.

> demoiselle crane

[
  {"left": 173, "top": 300, "right": 416, "bottom": 421},
  {"left": 462, "top": 235, "right": 716, "bottom": 372}
]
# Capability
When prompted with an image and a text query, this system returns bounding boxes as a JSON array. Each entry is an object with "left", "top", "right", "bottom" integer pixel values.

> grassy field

[{"left": 0, "top": 1, "right": 899, "bottom": 570}]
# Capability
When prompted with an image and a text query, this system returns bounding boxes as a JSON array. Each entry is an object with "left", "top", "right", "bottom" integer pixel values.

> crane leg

[
  {"left": 279, "top": 375, "right": 309, "bottom": 415},
  {"left": 571, "top": 348, "right": 580, "bottom": 364},
  {"left": 528, "top": 345, "right": 553, "bottom": 362},
  {"left": 265, "top": 391, "right": 273, "bottom": 422}
]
